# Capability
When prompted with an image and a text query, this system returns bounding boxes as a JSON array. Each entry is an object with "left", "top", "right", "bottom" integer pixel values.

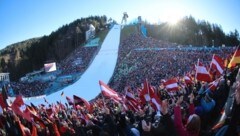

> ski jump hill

[{"left": 24, "top": 25, "right": 121, "bottom": 105}]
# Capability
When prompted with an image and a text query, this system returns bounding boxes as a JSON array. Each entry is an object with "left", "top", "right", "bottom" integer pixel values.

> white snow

[{"left": 24, "top": 25, "right": 121, "bottom": 105}]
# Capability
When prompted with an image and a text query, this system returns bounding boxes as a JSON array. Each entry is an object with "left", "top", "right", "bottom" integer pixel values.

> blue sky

[{"left": 0, "top": 0, "right": 239, "bottom": 49}]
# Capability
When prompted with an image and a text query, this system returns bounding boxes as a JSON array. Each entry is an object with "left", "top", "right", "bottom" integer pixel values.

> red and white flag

[
  {"left": 73, "top": 95, "right": 91, "bottom": 111},
  {"left": 125, "top": 89, "right": 140, "bottom": 111},
  {"left": 164, "top": 79, "right": 179, "bottom": 91},
  {"left": 11, "top": 95, "right": 32, "bottom": 122},
  {"left": 184, "top": 75, "right": 193, "bottom": 85},
  {"left": 195, "top": 60, "right": 212, "bottom": 82},
  {"left": 208, "top": 77, "right": 222, "bottom": 91},
  {"left": 209, "top": 54, "right": 225, "bottom": 75},
  {"left": 140, "top": 79, "right": 161, "bottom": 111},
  {"left": 99, "top": 80, "right": 122, "bottom": 102},
  {"left": 140, "top": 79, "right": 155, "bottom": 102}
]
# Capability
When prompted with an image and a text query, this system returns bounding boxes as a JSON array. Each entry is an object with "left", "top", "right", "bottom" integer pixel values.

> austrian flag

[
  {"left": 195, "top": 60, "right": 212, "bottom": 82},
  {"left": 99, "top": 80, "right": 122, "bottom": 101},
  {"left": 164, "top": 79, "right": 179, "bottom": 91},
  {"left": 209, "top": 54, "right": 225, "bottom": 75},
  {"left": 184, "top": 76, "right": 193, "bottom": 84}
]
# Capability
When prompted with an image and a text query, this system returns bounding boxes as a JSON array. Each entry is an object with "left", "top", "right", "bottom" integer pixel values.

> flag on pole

[
  {"left": 184, "top": 75, "right": 193, "bottom": 85},
  {"left": 208, "top": 77, "right": 222, "bottom": 92},
  {"left": 73, "top": 95, "right": 91, "bottom": 111},
  {"left": 125, "top": 89, "right": 140, "bottom": 111},
  {"left": 209, "top": 54, "right": 225, "bottom": 75},
  {"left": 140, "top": 79, "right": 161, "bottom": 111},
  {"left": 195, "top": 59, "right": 212, "bottom": 82},
  {"left": 11, "top": 95, "right": 32, "bottom": 122},
  {"left": 164, "top": 79, "right": 179, "bottom": 91},
  {"left": 99, "top": 80, "right": 122, "bottom": 101},
  {"left": 140, "top": 79, "right": 154, "bottom": 102}
]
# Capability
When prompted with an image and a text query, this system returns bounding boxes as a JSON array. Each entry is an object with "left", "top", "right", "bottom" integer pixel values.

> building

[{"left": 0, "top": 73, "right": 10, "bottom": 82}]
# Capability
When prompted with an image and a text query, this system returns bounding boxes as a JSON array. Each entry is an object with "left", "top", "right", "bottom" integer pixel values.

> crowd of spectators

[
  {"left": 7, "top": 45, "right": 99, "bottom": 97},
  {"left": 10, "top": 81, "right": 50, "bottom": 97},
  {"left": 1, "top": 69, "right": 240, "bottom": 135},
  {"left": 109, "top": 33, "right": 233, "bottom": 92},
  {"left": 59, "top": 46, "right": 98, "bottom": 76}
]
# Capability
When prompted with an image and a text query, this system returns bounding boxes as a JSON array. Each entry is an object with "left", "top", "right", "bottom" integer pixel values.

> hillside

[{"left": 0, "top": 16, "right": 110, "bottom": 81}]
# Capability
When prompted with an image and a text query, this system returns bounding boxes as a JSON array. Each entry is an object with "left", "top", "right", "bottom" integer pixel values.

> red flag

[
  {"left": 195, "top": 60, "right": 212, "bottom": 82},
  {"left": 31, "top": 125, "right": 38, "bottom": 136},
  {"left": 0, "top": 93, "right": 7, "bottom": 109},
  {"left": 46, "top": 108, "right": 53, "bottom": 118},
  {"left": 32, "top": 114, "right": 46, "bottom": 128},
  {"left": 184, "top": 74, "right": 194, "bottom": 85},
  {"left": 208, "top": 77, "right": 222, "bottom": 91},
  {"left": 12, "top": 95, "right": 24, "bottom": 107},
  {"left": 0, "top": 85, "right": 8, "bottom": 109},
  {"left": 99, "top": 80, "right": 122, "bottom": 102},
  {"left": 30, "top": 103, "right": 38, "bottom": 112},
  {"left": 164, "top": 79, "right": 179, "bottom": 91},
  {"left": 140, "top": 79, "right": 155, "bottom": 102},
  {"left": 125, "top": 90, "right": 140, "bottom": 111},
  {"left": 140, "top": 79, "right": 161, "bottom": 111},
  {"left": 11, "top": 95, "right": 31, "bottom": 122},
  {"left": 150, "top": 94, "right": 162, "bottom": 111},
  {"left": 73, "top": 95, "right": 91, "bottom": 111},
  {"left": 209, "top": 54, "right": 225, "bottom": 75},
  {"left": 26, "top": 105, "right": 37, "bottom": 115}
]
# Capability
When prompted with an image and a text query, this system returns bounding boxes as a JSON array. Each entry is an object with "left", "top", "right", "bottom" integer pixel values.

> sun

[
  {"left": 168, "top": 15, "right": 180, "bottom": 25},
  {"left": 163, "top": 9, "right": 183, "bottom": 25}
]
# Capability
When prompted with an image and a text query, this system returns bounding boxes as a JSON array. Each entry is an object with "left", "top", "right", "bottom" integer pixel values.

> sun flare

[{"left": 163, "top": 9, "right": 184, "bottom": 25}]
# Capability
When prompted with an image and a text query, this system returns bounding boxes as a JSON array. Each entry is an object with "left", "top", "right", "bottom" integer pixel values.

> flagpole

[
  {"left": 209, "top": 54, "right": 214, "bottom": 73},
  {"left": 203, "top": 76, "right": 221, "bottom": 94},
  {"left": 195, "top": 59, "right": 199, "bottom": 83},
  {"left": 221, "top": 45, "right": 239, "bottom": 84}
]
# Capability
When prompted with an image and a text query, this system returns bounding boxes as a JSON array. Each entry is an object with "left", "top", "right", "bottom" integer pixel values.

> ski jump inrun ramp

[{"left": 25, "top": 25, "right": 121, "bottom": 105}]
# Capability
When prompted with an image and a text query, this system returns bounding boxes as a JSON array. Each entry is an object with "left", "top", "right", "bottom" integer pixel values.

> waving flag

[
  {"left": 125, "top": 88, "right": 140, "bottom": 111},
  {"left": 140, "top": 79, "right": 161, "bottom": 111},
  {"left": 184, "top": 75, "right": 193, "bottom": 85},
  {"left": 0, "top": 94, "right": 7, "bottom": 109},
  {"left": 11, "top": 95, "right": 31, "bottom": 122},
  {"left": 228, "top": 46, "right": 240, "bottom": 68},
  {"left": 164, "top": 79, "right": 179, "bottom": 91},
  {"left": 195, "top": 60, "right": 212, "bottom": 82},
  {"left": 73, "top": 95, "right": 91, "bottom": 111},
  {"left": 99, "top": 80, "right": 122, "bottom": 101},
  {"left": 140, "top": 79, "right": 155, "bottom": 102},
  {"left": 208, "top": 77, "right": 222, "bottom": 92},
  {"left": 209, "top": 54, "right": 225, "bottom": 75}
]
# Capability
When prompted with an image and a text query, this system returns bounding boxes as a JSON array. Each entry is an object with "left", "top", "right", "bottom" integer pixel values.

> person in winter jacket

[{"left": 174, "top": 94, "right": 201, "bottom": 136}]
